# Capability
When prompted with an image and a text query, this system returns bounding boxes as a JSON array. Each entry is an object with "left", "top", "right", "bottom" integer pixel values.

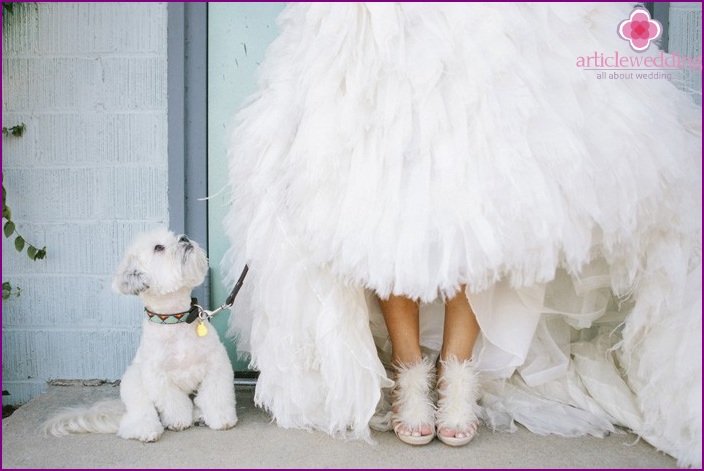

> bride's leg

[
  {"left": 378, "top": 295, "right": 422, "bottom": 365},
  {"left": 378, "top": 294, "right": 435, "bottom": 444},
  {"left": 440, "top": 287, "right": 480, "bottom": 362},
  {"left": 436, "top": 286, "right": 481, "bottom": 445}
]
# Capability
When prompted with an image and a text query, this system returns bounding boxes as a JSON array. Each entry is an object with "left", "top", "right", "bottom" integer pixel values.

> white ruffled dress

[{"left": 223, "top": 3, "right": 702, "bottom": 467}]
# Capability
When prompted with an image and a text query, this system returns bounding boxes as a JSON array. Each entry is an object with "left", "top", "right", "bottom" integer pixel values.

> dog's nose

[{"left": 178, "top": 235, "right": 190, "bottom": 243}]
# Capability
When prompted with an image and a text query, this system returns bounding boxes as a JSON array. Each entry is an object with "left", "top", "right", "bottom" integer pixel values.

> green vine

[
  {"left": 1, "top": 2, "right": 24, "bottom": 19},
  {"left": 2, "top": 124, "right": 25, "bottom": 138},
  {"left": 2, "top": 124, "right": 47, "bottom": 300}
]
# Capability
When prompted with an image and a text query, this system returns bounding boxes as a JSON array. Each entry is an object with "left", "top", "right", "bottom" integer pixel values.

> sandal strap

[
  {"left": 436, "top": 355, "right": 480, "bottom": 431},
  {"left": 392, "top": 357, "right": 436, "bottom": 429}
]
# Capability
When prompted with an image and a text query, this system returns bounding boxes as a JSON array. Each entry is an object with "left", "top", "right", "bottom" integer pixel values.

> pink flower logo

[{"left": 618, "top": 8, "right": 662, "bottom": 52}]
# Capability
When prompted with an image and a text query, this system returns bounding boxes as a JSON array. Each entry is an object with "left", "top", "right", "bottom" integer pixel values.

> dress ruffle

[{"left": 223, "top": 3, "right": 701, "bottom": 465}]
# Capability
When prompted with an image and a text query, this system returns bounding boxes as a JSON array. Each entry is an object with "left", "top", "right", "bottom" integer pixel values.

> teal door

[{"left": 207, "top": 3, "right": 286, "bottom": 371}]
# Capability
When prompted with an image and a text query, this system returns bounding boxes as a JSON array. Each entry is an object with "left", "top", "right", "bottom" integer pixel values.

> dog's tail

[{"left": 42, "top": 400, "right": 125, "bottom": 436}]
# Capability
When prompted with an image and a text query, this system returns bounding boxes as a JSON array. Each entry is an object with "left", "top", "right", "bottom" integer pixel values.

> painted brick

[
  {"left": 3, "top": 57, "right": 166, "bottom": 112},
  {"left": 0, "top": 3, "right": 39, "bottom": 55},
  {"left": 2, "top": 167, "right": 168, "bottom": 221},
  {"left": 36, "top": 2, "right": 167, "bottom": 55},
  {"left": 2, "top": 221, "right": 167, "bottom": 275},
  {"left": 0, "top": 113, "right": 167, "bottom": 167},
  {"left": 669, "top": 2, "right": 702, "bottom": 105},
  {"left": 1, "top": 275, "right": 144, "bottom": 328},
  {"left": 2, "top": 330, "right": 140, "bottom": 380},
  {"left": 2, "top": 2, "right": 169, "bottom": 406}
]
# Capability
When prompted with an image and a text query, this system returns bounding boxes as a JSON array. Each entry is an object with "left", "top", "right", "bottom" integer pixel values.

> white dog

[{"left": 43, "top": 228, "right": 238, "bottom": 442}]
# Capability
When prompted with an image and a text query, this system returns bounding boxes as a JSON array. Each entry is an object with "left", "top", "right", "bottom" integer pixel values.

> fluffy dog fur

[{"left": 43, "top": 228, "right": 237, "bottom": 442}]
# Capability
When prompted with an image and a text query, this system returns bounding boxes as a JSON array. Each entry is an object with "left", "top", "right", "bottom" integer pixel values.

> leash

[{"left": 185, "top": 264, "right": 249, "bottom": 336}]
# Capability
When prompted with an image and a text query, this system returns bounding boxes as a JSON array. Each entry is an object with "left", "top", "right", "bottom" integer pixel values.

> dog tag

[{"left": 196, "top": 320, "right": 208, "bottom": 337}]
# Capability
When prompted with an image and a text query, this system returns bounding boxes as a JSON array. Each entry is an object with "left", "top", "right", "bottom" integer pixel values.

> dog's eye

[{"left": 154, "top": 245, "right": 165, "bottom": 253}]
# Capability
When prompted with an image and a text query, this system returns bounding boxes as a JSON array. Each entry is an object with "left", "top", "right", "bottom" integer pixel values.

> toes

[
  {"left": 395, "top": 424, "right": 410, "bottom": 436},
  {"left": 438, "top": 426, "right": 475, "bottom": 439},
  {"left": 395, "top": 423, "right": 433, "bottom": 438}
]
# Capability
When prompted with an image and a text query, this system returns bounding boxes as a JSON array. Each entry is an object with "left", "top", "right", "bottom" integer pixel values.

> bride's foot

[
  {"left": 391, "top": 357, "right": 436, "bottom": 446},
  {"left": 437, "top": 422, "right": 478, "bottom": 446},
  {"left": 435, "top": 355, "right": 480, "bottom": 447}
]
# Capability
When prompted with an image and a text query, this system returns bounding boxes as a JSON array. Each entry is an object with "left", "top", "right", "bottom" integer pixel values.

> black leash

[{"left": 186, "top": 265, "right": 249, "bottom": 324}]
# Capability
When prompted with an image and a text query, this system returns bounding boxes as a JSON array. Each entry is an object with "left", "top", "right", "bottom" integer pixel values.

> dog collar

[{"left": 145, "top": 298, "right": 200, "bottom": 325}]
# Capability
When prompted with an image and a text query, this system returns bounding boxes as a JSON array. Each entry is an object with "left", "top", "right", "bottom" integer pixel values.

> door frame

[{"left": 167, "top": 3, "right": 209, "bottom": 306}]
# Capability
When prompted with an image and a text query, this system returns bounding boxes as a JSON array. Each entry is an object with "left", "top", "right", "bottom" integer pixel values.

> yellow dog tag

[{"left": 197, "top": 320, "right": 208, "bottom": 337}]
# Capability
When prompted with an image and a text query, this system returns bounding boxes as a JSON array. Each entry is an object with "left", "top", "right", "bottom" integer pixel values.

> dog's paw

[
  {"left": 165, "top": 421, "right": 192, "bottom": 432},
  {"left": 205, "top": 410, "right": 238, "bottom": 430},
  {"left": 118, "top": 420, "right": 164, "bottom": 443},
  {"left": 161, "top": 413, "right": 193, "bottom": 431},
  {"left": 137, "top": 430, "right": 162, "bottom": 443},
  {"left": 160, "top": 403, "right": 195, "bottom": 431}
]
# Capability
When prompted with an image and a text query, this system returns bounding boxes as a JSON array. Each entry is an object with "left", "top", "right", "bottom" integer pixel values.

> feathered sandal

[
  {"left": 391, "top": 357, "right": 436, "bottom": 446},
  {"left": 436, "top": 355, "right": 480, "bottom": 447}
]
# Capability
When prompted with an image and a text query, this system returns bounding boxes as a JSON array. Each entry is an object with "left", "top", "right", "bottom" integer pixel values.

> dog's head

[{"left": 112, "top": 228, "right": 208, "bottom": 296}]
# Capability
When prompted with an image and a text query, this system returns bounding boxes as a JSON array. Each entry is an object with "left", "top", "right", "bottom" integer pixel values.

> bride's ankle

[
  {"left": 392, "top": 351, "right": 424, "bottom": 368},
  {"left": 436, "top": 354, "right": 473, "bottom": 378}
]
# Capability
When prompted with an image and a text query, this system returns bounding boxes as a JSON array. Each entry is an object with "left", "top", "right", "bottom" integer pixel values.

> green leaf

[
  {"left": 2, "top": 282, "right": 11, "bottom": 300},
  {"left": 3, "top": 220, "right": 15, "bottom": 237},
  {"left": 11, "top": 124, "right": 25, "bottom": 137},
  {"left": 2, "top": 124, "right": 25, "bottom": 137},
  {"left": 14, "top": 235, "right": 24, "bottom": 252},
  {"left": 27, "top": 245, "right": 37, "bottom": 260},
  {"left": 2, "top": 205, "right": 11, "bottom": 221},
  {"left": 35, "top": 247, "right": 47, "bottom": 260}
]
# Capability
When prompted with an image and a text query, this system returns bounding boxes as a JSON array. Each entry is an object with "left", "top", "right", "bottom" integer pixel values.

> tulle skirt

[{"left": 223, "top": 3, "right": 701, "bottom": 467}]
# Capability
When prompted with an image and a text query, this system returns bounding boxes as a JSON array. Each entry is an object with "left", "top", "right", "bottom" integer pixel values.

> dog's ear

[{"left": 112, "top": 254, "right": 150, "bottom": 295}]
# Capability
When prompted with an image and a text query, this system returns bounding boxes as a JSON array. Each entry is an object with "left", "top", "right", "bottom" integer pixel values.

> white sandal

[
  {"left": 391, "top": 357, "right": 436, "bottom": 446},
  {"left": 436, "top": 355, "right": 480, "bottom": 447}
]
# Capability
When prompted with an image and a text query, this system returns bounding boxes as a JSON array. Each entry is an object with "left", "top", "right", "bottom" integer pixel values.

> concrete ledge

[{"left": 2, "top": 384, "right": 677, "bottom": 469}]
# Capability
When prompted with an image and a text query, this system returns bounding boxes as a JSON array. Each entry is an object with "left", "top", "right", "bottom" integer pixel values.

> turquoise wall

[{"left": 207, "top": 2, "right": 286, "bottom": 370}]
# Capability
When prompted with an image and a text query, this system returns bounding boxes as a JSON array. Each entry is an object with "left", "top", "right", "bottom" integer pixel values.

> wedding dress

[{"left": 222, "top": 3, "right": 702, "bottom": 467}]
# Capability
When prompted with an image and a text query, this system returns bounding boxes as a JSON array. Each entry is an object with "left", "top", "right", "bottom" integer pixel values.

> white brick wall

[
  {"left": 2, "top": 2, "right": 169, "bottom": 405},
  {"left": 669, "top": 2, "right": 702, "bottom": 105}
]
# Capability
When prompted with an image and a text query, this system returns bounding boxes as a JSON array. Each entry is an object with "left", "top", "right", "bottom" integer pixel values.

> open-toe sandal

[
  {"left": 436, "top": 355, "right": 480, "bottom": 447},
  {"left": 391, "top": 357, "right": 436, "bottom": 446}
]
